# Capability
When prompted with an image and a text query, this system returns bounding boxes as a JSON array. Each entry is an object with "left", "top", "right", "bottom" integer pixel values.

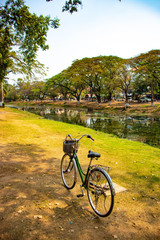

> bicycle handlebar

[
  {"left": 65, "top": 134, "right": 94, "bottom": 142},
  {"left": 86, "top": 134, "right": 95, "bottom": 141}
]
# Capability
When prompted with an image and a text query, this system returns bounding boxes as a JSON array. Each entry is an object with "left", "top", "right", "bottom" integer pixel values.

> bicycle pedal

[{"left": 77, "top": 194, "right": 85, "bottom": 198}]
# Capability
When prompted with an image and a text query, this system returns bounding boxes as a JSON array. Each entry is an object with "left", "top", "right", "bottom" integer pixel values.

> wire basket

[{"left": 63, "top": 140, "right": 79, "bottom": 154}]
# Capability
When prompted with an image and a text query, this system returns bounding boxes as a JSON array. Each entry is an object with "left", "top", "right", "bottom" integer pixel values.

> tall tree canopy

[
  {"left": 0, "top": 0, "right": 60, "bottom": 104},
  {"left": 46, "top": 56, "right": 124, "bottom": 103},
  {"left": 133, "top": 50, "right": 160, "bottom": 106}
]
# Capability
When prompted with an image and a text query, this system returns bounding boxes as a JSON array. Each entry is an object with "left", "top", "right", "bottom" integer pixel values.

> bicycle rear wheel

[
  {"left": 87, "top": 167, "right": 115, "bottom": 217},
  {"left": 61, "top": 154, "right": 77, "bottom": 189}
]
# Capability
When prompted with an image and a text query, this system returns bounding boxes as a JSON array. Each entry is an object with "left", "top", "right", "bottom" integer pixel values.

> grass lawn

[{"left": 0, "top": 107, "right": 160, "bottom": 240}]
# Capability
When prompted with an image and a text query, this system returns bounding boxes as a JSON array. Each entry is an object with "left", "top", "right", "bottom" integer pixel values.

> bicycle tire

[
  {"left": 87, "top": 167, "right": 115, "bottom": 217},
  {"left": 61, "top": 154, "right": 77, "bottom": 189}
]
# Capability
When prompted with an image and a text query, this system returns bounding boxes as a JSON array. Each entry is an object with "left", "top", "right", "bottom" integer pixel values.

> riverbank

[
  {"left": 8, "top": 100, "right": 160, "bottom": 116},
  {"left": 0, "top": 107, "right": 160, "bottom": 240}
]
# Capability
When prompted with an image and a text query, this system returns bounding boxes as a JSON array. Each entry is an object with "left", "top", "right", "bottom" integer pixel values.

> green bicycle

[{"left": 60, "top": 134, "right": 115, "bottom": 217}]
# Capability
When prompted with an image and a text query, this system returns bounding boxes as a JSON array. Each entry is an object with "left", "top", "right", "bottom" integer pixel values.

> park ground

[{"left": 0, "top": 107, "right": 160, "bottom": 240}]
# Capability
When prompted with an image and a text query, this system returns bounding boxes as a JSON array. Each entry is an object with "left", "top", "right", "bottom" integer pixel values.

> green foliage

[
  {"left": 46, "top": 51, "right": 160, "bottom": 104},
  {"left": 5, "top": 50, "right": 160, "bottom": 104},
  {"left": 100, "top": 56, "right": 123, "bottom": 102},
  {"left": 133, "top": 50, "right": 160, "bottom": 104},
  {"left": 116, "top": 59, "right": 133, "bottom": 104},
  {"left": 47, "top": 73, "right": 71, "bottom": 100},
  {"left": 4, "top": 83, "right": 19, "bottom": 101},
  {"left": 131, "top": 74, "right": 148, "bottom": 98},
  {"left": 46, "top": 56, "right": 124, "bottom": 103},
  {"left": 62, "top": 0, "right": 82, "bottom": 13},
  {"left": 84, "top": 57, "right": 106, "bottom": 103},
  {"left": 0, "top": 0, "right": 60, "bottom": 83},
  {"left": 0, "top": 0, "right": 60, "bottom": 104},
  {"left": 31, "top": 80, "right": 47, "bottom": 101},
  {"left": 62, "top": 59, "right": 90, "bottom": 101},
  {"left": 61, "top": 0, "right": 121, "bottom": 13}
]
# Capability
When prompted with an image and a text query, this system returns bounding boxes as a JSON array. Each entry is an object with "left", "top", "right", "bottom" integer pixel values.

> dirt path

[{"left": 0, "top": 109, "right": 159, "bottom": 240}]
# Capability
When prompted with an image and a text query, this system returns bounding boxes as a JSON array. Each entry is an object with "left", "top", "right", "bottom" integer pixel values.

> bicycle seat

[{"left": 88, "top": 150, "right": 101, "bottom": 159}]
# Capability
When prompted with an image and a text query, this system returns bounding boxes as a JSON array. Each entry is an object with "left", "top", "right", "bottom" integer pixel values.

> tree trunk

[
  {"left": 125, "top": 90, "right": 128, "bottom": 104},
  {"left": 96, "top": 94, "right": 101, "bottom": 104},
  {"left": 76, "top": 94, "right": 81, "bottom": 104},
  {"left": 151, "top": 84, "right": 154, "bottom": 107},
  {"left": 108, "top": 91, "right": 112, "bottom": 106},
  {"left": 124, "top": 90, "right": 130, "bottom": 108},
  {"left": 0, "top": 81, "right": 4, "bottom": 107}
]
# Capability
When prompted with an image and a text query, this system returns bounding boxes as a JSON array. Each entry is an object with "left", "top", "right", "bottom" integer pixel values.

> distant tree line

[
  {"left": 4, "top": 49, "right": 160, "bottom": 107},
  {"left": 46, "top": 49, "right": 160, "bottom": 106}
]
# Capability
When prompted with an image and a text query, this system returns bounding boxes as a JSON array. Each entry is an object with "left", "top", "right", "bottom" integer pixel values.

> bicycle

[{"left": 60, "top": 134, "right": 115, "bottom": 217}]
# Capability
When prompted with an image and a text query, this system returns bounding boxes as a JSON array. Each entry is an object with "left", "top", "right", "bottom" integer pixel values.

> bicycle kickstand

[{"left": 77, "top": 185, "right": 85, "bottom": 198}]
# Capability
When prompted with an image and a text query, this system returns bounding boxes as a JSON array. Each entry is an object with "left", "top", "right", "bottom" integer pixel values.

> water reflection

[{"left": 9, "top": 105, "right": 160, "bottom": 148}]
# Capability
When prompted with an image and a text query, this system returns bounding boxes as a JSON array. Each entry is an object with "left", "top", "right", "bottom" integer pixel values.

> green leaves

[
  {"left": 46, "top": 51, "right": 160, "bottom": 105},
  {"left": 0, "top": 0, "right": 60, "bottom": 83},
  {"left": 61, "top": 0, "right": 121, "bottom": 14},
  {"left": 62, "top": 0, "right": 82, "bottom": 14},
  {"left": 46, "top": 56, "right": 124, "bottom": 103},
  {"left": 133, "top": 50, "right": 160, "bottom": 103}
]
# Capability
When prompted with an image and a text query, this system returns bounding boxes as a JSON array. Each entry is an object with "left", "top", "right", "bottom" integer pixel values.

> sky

[{"left": 6, "top": 0, "right": 160, "bottom": 81}]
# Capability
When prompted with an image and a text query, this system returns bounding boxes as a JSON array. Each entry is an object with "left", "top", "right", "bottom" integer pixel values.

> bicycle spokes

[
  {"left": 63, "top": 160, "right": 73, "bottom": 173},
  {"left": 61, "top": 134, "right": 115, "bottom": 217},
  {"left": 87, "top": 168, "right": 114, "bottom": 217},
  {"left": 61, "top": 154, "right": 77, "bottom": 189}
]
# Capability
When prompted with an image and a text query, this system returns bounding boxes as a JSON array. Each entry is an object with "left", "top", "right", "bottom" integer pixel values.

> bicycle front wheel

[
  {"left": 61, "top": 154, "right": 77, "bottom": 189},
  {"left": 87, "top": 167, "right": 115, "bottom": 217}
]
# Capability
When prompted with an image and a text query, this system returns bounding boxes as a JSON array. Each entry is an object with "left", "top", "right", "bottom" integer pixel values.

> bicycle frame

[
  {"left": 62, "top": 133, "right": 115, "bottom": 217},
  {"left": 73, "top": 150, "right": 92, "bottom": 189}
]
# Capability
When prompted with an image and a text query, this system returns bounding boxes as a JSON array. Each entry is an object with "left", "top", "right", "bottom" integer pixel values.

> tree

[
  {"left": 47, "top": 73, "right": 71, "bottom": 100},
  {"left": 102, "top": 56, "right": 122, "bottom": 104},
  {"left": 69, "top": 57, "right": 95, "bottom": 101},
  {"left": 117, "top": 59, "right": 133, "bottom": 107},
  {"left": 46, "top": 0, "right": 121, "bottom": 13},
  {"left": 131, "top": 73, "right": 148, "bottom": 101},
  {"left": 0, "top": 0, "right": 60, "bottom": 105},
  {"left": 47, "top": 56, "right": 124, "bottom": 104},
  {"left": 77, "top": 56, "right": 123, "bottom": 104},
  {"left": 16, "top": 78, "right": 32, "bottom": 101},
  {"left": 47, "top": 61, "right": 87, "bottom": 103},
  {"left": 133, "top": 50, "right": 160, "bottom": 106},
  {"left": 4, "top": 82, "right": 19, "bottom": 102},
  {"left": 31, "top": 80, "right": 47, "bottom": 101},
  {"left": 62, "top": 0, "right": 82, "bottom": 13},
  {"left": 46, "top": 0, "right": 82, "bottom": 13},
  {"left": 71, "top": 57, "right": 106, "bottom": 104},
  {"left": 64, "top": 56, "right": 106, "bottom": 104},
  {"left": 84, "top": 56, "right": 122, "bottom": 104},
  {"left": 64, "top": 59, "right": 92, "bottom": 102},
  {"left": 45, "top": 84, "right": 58, "bottom": 100},
  {"left": 0, "top": 0, "right": 122, "bottom": 106}
]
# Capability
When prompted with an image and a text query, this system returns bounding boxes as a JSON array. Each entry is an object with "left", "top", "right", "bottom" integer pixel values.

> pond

[{"left": 8, "top": 105, "right": 160, "bottom": 148}]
